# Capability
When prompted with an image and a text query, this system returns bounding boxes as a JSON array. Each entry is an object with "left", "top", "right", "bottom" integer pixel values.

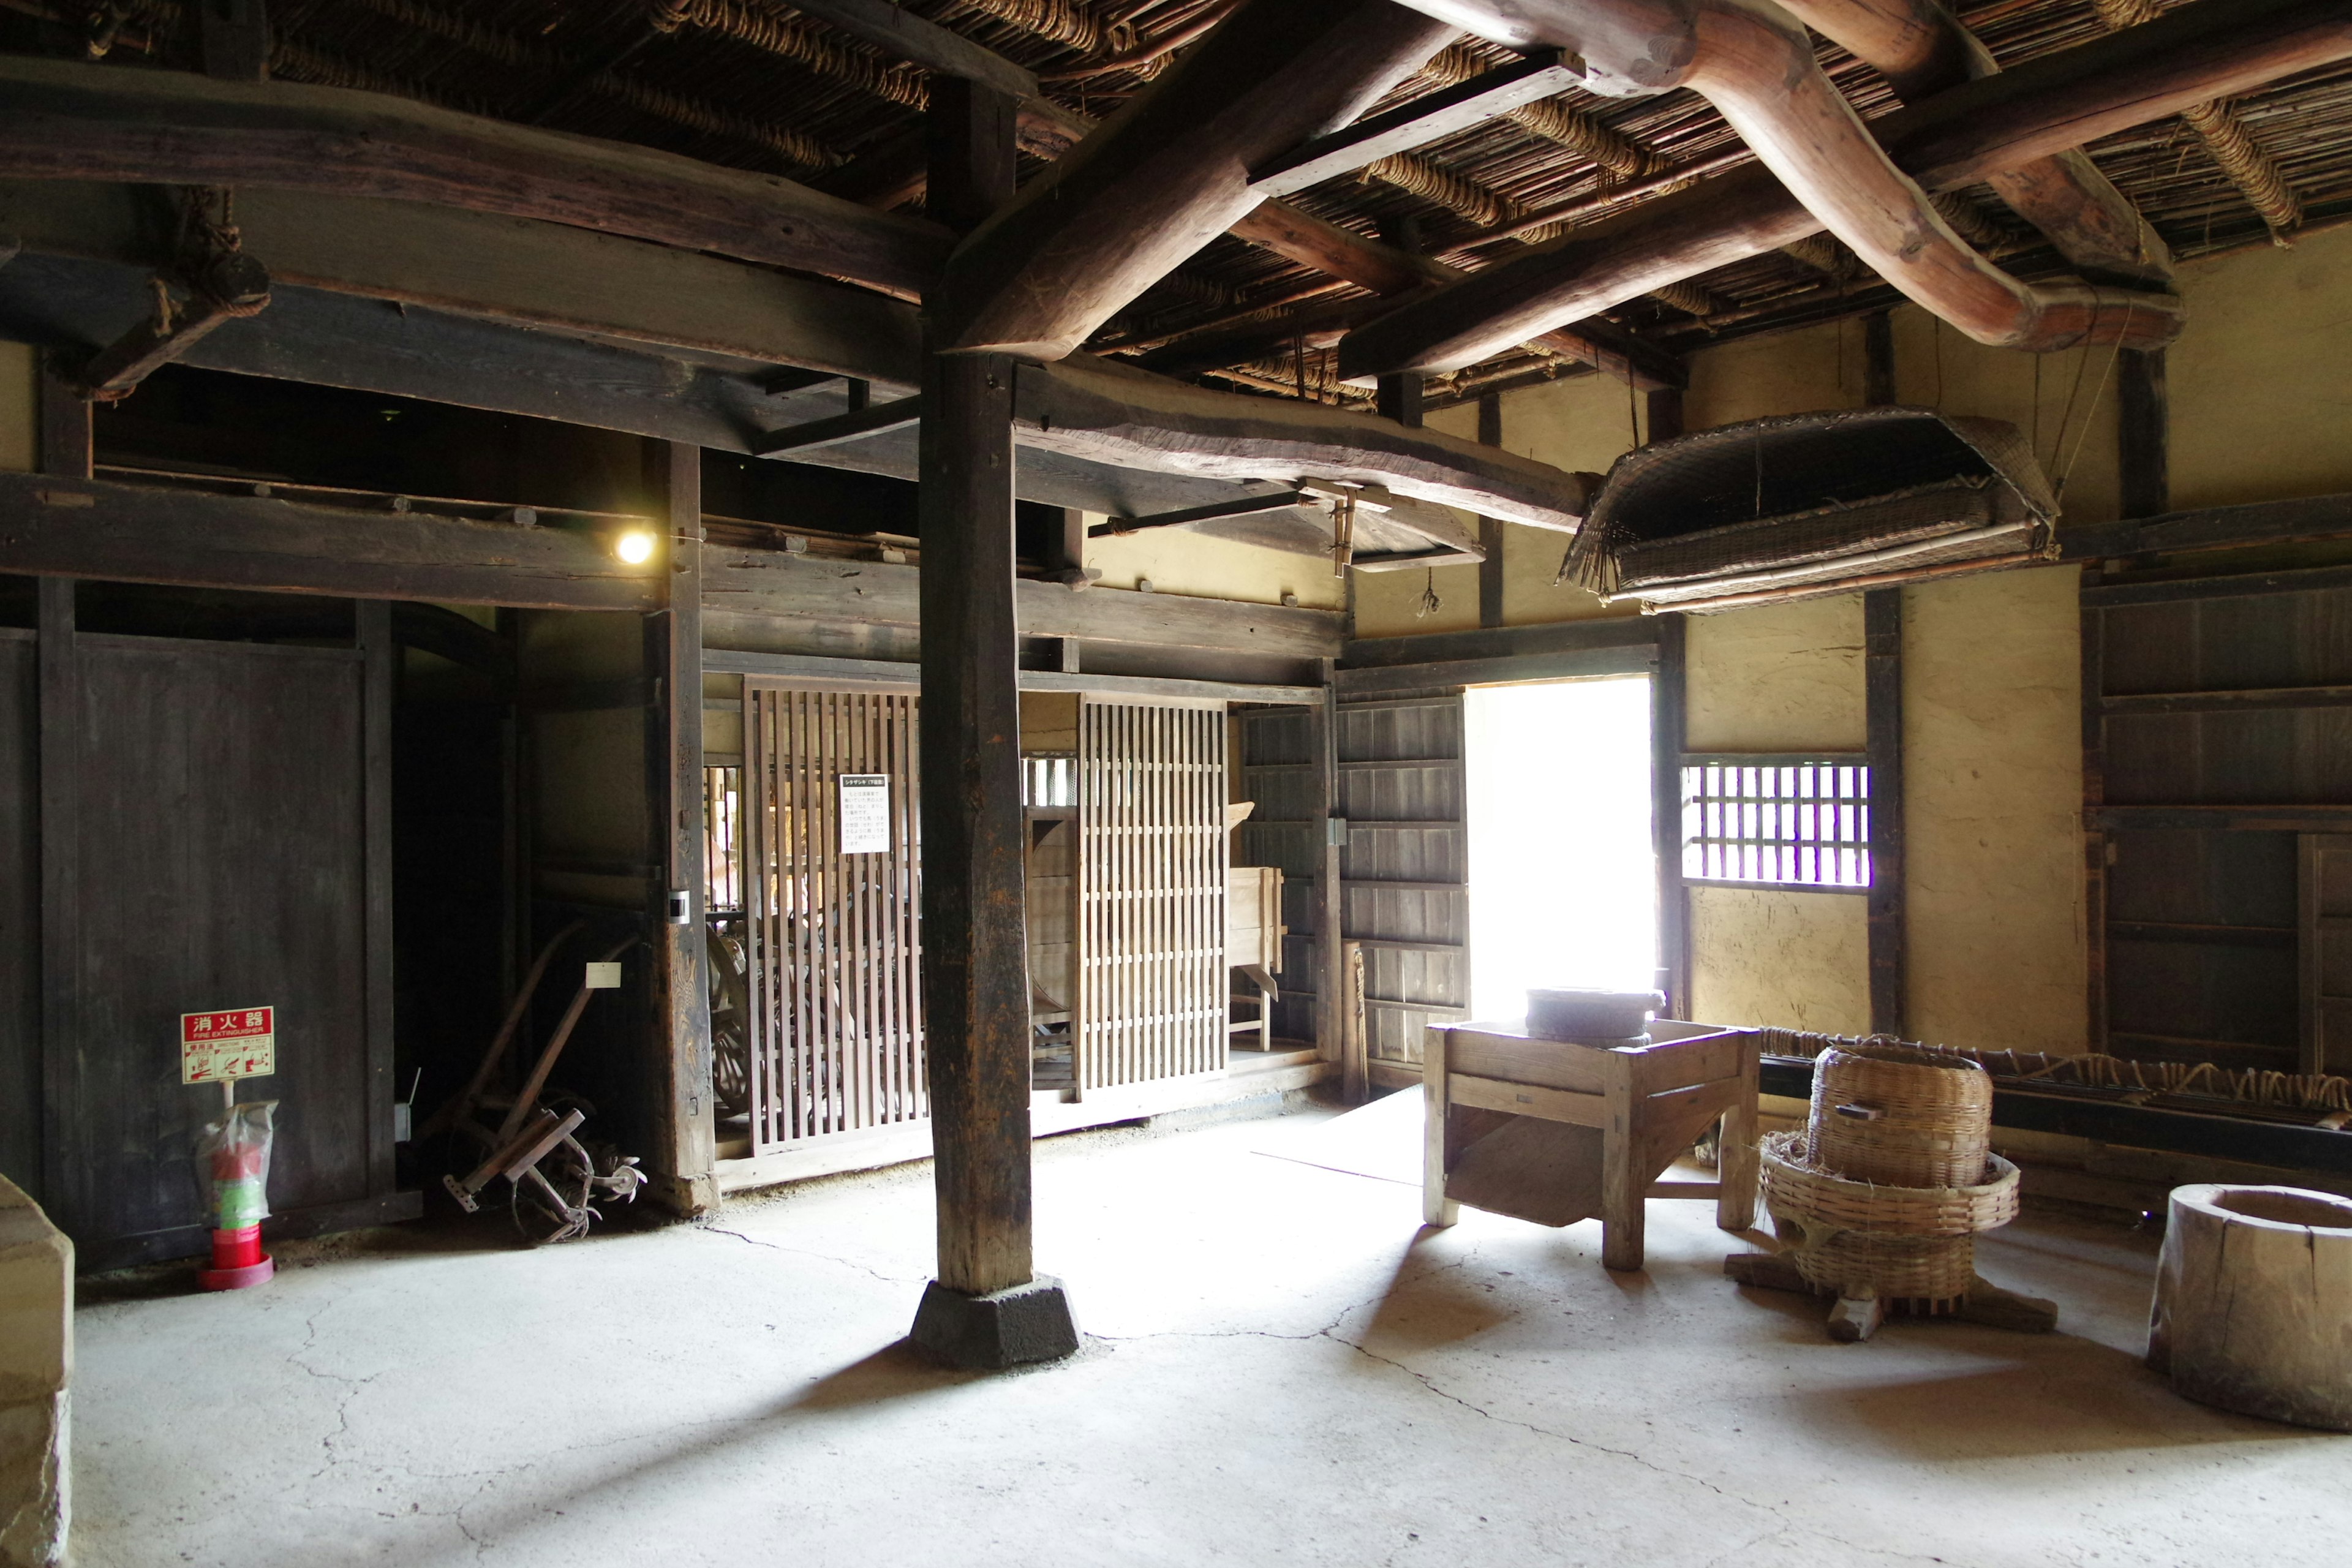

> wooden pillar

[
  {"left": 1642, "top": 383, "right": 1691, "bottom": 1017},
  {"left": 1864, "top": 592, "right": 1906, "bottom": 1036},
  {"left": 2118, "top": 350, "right": 2169, "bottom": 521},
  {"left": 1862, "top": 311, "right": 1906, "bottom": 1037},
  {"left": 1644, "top": 386, "right": 1684, "bottom": 445},
  {"left": 646, "top": 440, "right": 716, "bottom": 1215},
  {"left": 199, "top": 0, "right": 270, "bottom": 81},
  {"left": 1651, "top": 614, "right": 1690, "bottom": 1019},
  {"left": 34, "top": 369, "right": 88, "bottom": 1215},
  {"left": 1476, "top": 392, "right": 1505, "bottom": 630},
  {"left": 357, "top": 599, "right": 396, "bottom": 1200},
  {"left": 910, "top": 78, "right": 1076, "bottom": 1368},
  {"left": 1316, "top": 659, "right": 1357, "bottom": 1100}
]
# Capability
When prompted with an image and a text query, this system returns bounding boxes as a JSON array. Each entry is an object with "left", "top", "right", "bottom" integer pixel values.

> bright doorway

[{"left": 1464, "top": 677, "right": 1658, "bottom": 1022}]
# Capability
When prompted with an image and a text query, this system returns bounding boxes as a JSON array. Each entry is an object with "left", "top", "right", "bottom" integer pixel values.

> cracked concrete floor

[{"left": 69, "top": 1101, "right": 2352, "bottom": 1567}]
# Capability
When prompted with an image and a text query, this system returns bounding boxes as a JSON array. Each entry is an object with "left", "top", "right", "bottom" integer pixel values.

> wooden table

[{"left": 1422, "top": 1019, "right": 1760, "bottom": 1270}]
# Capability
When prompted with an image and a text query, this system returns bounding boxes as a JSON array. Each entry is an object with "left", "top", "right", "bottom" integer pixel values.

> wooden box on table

[{"left": 1422, "top": 1019, "right": 1760, "bottom": 1270}]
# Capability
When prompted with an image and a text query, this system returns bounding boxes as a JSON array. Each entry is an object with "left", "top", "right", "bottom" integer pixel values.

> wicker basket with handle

[
  {"left": 1758, "top": 1131, "right": 2020, "bottom": 1303},
  {"left": 1808, "top": 1041, "right": 1992, "bottom": 1188}
]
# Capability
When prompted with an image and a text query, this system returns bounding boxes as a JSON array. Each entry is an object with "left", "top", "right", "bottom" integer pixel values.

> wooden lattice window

[
  {"left": 1681, "top": 754, "right": 1870, "bottom": 891},
  {"left": 704, "top": 764, "right": 742, "bottom": 913}
]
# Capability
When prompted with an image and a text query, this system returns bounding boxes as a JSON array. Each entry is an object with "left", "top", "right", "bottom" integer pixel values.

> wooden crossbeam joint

[
  {"left": 748, "top": 393, "right": 922, "bottom": 455},
  {"left": 1249, "top": 48, "right": 1585, "bottom": 199},
  {"left": 1088, "top": 489, "right": 1310, "bottom": 538}
]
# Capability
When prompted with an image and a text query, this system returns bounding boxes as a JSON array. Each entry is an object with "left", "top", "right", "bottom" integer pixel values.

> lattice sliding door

[
  {"left": 1076, "top": 696, "right": 1230, "bottom": 1091},
  {"left": 742, "top": 683, "right": 923, "bottom": 1150}
]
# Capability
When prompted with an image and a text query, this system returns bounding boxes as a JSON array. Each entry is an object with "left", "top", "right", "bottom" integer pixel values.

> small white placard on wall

[
  {"left": 839, "top": 773, "right": 891, "bottom": 854},
  {"left": 584, "top": 962, "right": 623, "bottom": 990}
]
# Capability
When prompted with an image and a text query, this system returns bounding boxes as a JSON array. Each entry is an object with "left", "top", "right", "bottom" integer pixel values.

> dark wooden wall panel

[
  {"left": 2108, "top": 940, "right": 2298, "bottom": 1062},
  {"left": 53, "top": 635, "right": 372, "bottom": 1253},
  {"left": 2103, "top": 594, "right": 2352, "bottom": 694},
  {"left": 1336, "top": 695, "right": 1468, "bottom": 1066},
  {"left": 2107, "top": 711, "right": 2352, "bottom": 804},
  {"left": 0, "top": 633, "right": 37, "bottom": 1198},
  {"left": 1235, "top": 707, "right": 1319, "bottom": 1045},
  {"left": 2106, "top": 830, "right": 2296, "bottom": 929}
]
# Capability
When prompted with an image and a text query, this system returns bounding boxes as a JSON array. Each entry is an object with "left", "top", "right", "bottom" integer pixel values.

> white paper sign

[{"left": 839, "top": 774, "right": 891, "bottom": 854}]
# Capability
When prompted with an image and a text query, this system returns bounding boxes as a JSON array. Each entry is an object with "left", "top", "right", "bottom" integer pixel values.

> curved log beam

[
  {"left": 1346, "top": 0, "right": 2351, "bottom": 376},
  {"left": 1678, "top": 0, "right": 2166, "bottom": 352},
  {"left": 1779, "top": 0, "right": 2171, "bottom": 287},
  {"left": 1014, "top": 355, "right": 1599, "bottom": 532},
  {"left": 935, "top": 0, "right": 1457, "bottom": 359},
  {"left": 0, "top": 55, "right": 951, "bottom": 298},
  {"left": 1392, "top": 0, "right": 2168, "bottom": 354}
]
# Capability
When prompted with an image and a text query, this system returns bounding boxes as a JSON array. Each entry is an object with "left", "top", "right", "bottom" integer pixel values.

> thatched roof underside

[{"left": 10, "top": 0, "right": 2351, "bottom": 409}]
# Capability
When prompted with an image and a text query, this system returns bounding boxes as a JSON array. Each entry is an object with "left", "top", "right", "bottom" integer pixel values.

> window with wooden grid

[
  {"left": 1680, "top": 755, "right": 1870, "bottom": 891},
  {"left": 1023, "top": 753, "right": 1076, "bottom": 809},
  {"left": 704, "top": 764, "right": 742, "bottom": 913}
]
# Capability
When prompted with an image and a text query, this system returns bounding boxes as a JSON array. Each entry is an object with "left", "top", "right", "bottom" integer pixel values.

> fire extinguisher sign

[{"left": 181, "top": 1007, "right": 276, "bottom": 1085}]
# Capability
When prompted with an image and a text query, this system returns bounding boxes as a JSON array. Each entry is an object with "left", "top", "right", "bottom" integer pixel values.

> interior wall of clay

[{"left": 1085, "top": 513, "right": 1347, "bottom": 610}]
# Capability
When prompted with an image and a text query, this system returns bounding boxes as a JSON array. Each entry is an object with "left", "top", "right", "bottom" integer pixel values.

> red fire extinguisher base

[{"left": 198, "top": 1224, "right": 274, "bottom": 1291}]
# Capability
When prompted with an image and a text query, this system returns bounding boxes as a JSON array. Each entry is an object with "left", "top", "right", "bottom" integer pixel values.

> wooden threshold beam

[
  {"left": 0, "top": 469, "right": 1346, "bottom": 654},
  {"left": 703, "top": 647, "right": 1321, "bottom": 704},
  {"left": 0, "top": 469, "right": 661, "bottom": 610}
]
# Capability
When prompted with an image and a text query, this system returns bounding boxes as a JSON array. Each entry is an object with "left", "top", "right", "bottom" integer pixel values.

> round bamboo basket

[
  {"left": 1758, "top": 1131, "right": 2021, "bottom": 1303},
  {"left": 1808, "top": 1042, "right": 1992, "bottom": 1188}
]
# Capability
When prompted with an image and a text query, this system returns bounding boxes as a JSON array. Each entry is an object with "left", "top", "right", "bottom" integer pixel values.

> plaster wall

[
  {"left": 1085, "top": 515, "right": 1345, "bottom": 611},
  {"left": 1353, "top": 374, "right": 1640, "bottom": 637},
  {"left": 2168, "top": 220, "right": 2352, "bottom": 509},
  {"left": 1463, "top": 303, "right": 2108, "bottom": 1047}
]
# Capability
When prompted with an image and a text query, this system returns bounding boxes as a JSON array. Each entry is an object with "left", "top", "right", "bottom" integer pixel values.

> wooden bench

[{"left": 1422, "top": 1019, "right": 1760, "bottom": 1270}]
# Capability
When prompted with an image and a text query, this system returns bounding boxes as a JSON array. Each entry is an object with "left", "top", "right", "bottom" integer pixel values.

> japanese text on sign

[
  {"left": 181, "top": 1006, "right": 276, "bottom": 1085},
  {"left": 839, "top": 774, "right": 891, "bottom": 854}
]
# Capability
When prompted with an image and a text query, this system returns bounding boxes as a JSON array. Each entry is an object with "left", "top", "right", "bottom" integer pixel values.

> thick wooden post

[
  {"left": 647, "top": 440, "right": 717, "bottom": 1215},
  {"left": 1651, "top": 614, "right": 1689, "bottom": 1018},
  {"left": 1316, "top": 660, "right": 1357, "bottom": 1099},
  {"left": 1476, "top": 391, "right": 1505, "bottom": 629},
  {"left": 1861, "top": 312, "right": 1907, "bottom": 1037},
  {"left": 909, "top": 78, "right": 1077, "bottom": 1369},
  {"left": 2118, "top": 349, "right": 2169, "bottom": 521},
  {"left": 34, "top": 369, "right": 89, "bottom": 1215}
]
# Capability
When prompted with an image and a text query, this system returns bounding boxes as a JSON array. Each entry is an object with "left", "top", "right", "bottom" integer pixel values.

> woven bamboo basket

[
  {"left": 1809, "top": 1041, "right": 1992, "bottom": 1188},
  {"left": 1758, "top": 1131, "right": 2021, "bottom": 1303}
]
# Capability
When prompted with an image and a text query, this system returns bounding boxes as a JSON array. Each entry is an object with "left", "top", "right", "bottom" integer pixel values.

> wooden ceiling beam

[
  {"left": 1012, "top": 355, "right": 1597, "bottom": 532},
  {"left": 1248, "top": 48, "right": 1584, "bottom": 200},
  {"left": 786, "top": 0, "right": 1039, "bottom": 99},
  {"left": 1344, "top": 0, "right": 2352, "bottom": 376},
  {"left": 0, "top": 55, "right": 952, "bottom": 299},
  {"left": 1779, "top": 0, "right": 2171, "bottom": 288},
  {"left": 934, "top": 0, "right": 1458, "bottom": 358}
]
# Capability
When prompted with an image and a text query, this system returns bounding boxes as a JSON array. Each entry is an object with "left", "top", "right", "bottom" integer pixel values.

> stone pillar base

[{"left": 910, "top": 1276, "right": 1079, "bottom": 1370}]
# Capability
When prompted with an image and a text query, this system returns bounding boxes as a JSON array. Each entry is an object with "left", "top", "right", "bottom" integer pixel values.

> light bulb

[{"left": 614, "top": 528, "right": 657, "bottom": 565}]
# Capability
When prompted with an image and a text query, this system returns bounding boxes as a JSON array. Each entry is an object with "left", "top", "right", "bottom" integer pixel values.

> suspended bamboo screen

[
  {"left": 1077, "top": 697, "right": 1230, "bottom": 1091},
  {"left": 742, "top": 683, "right": 923, "bottom": 1150}
]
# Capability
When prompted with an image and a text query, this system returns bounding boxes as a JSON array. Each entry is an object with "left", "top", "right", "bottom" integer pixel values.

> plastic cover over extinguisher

[{"left": 194, "top": 1099, "right": 279, "bottom": 1231}]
